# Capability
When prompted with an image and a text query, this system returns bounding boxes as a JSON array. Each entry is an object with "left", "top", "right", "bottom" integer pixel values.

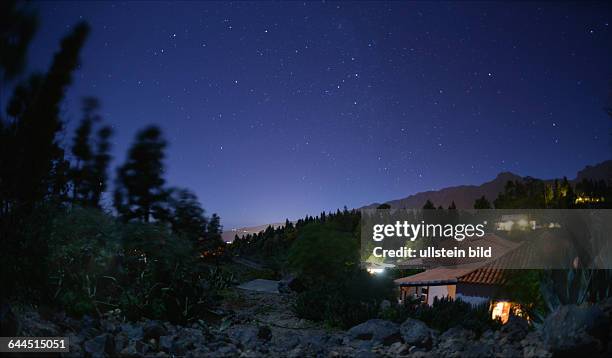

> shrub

[
  {"left": 287, "top": 222, "right": 359, "bottom": 286},
  {"left": 293, "top": 270, "right": 395, "bottom": 329},
  {"left": 46, "top": 207, "right": 122, "bottom": 317},
  {"left": 386, "top": 296, "right": 500, "bottom": 334},
  {"left": 41, "top": 206, "right": 223, "bottom": 323}
]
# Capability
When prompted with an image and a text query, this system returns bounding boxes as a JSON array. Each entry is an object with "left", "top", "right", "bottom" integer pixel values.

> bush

[
  {"left": 293, "top": 270, "right": 395, "bottom": 329},
  {"left": 40, "top": 206, "right": 223, "bottom": 323},
  {"left": 46, "top": 207, "right": 122, "bottom": 317},
  {"left": 386, "top": 296, "right": 501, "bottom": 334},
  {"left": 287, "top": 222, "right": 359, "bottom": 286}
]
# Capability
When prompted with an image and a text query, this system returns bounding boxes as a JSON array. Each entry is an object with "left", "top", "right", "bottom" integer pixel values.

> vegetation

[
  {"left": 383, "top": 297, "right": 501, "bottom": 335},
  {"left": 0, "top": 2, "right": 225, "bottom": 324}
]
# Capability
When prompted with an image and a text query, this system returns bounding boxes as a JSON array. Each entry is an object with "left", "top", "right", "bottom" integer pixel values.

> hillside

[
  {"left": 365, "top": 171, "right": 522, "bottom": 210},
  {"left": 367, "top": 159, "right": 612, "bottom": 210},
  {"left": 225, "top": 160, "right": 612, "bottom": 240}
]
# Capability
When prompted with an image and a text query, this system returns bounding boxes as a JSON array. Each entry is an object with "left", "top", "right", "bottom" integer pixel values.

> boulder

[
  {"left": 20, "top": 311, "right": 60, "bottom": 336},
  {"left": 228, "top": 325, "right": 259, "bottom": 349},
  {"left": 399, "top": 318, "right": 432, "bottom": 348},
  {"left": 542, "top": 304, "right": 609, "bottom": 356},
  {"left": 257, "top": 325, "right": 272, "bottom": 341},
  {"left": 144, "top": 320, "right": 168, "bottom": 340},
  {"left": 0, "top": 304, "right": 19, "bottom": 336},
  {"left": 171, "top": 327, "right": 204, "bottom": 355},
  {"left": 347, "top": 319, "right": 401, "bottom": 345},
  {"left": 120, "top": 322, "right": 144, "bottom": 341},
  {"left": 387, "top": 341, "right": 410, "bottom": 356},
  {"left": 159, "top": 335, "right": 174, "bottom": 352},
  {"left": 500, "top": 315, "right": 529, "bottom": 342},
  {"left": 435, "top": 327, "right": 476, "bottom": 357},
  {"left": 84, "top": 333, "right": 115, "bottom": 358}
]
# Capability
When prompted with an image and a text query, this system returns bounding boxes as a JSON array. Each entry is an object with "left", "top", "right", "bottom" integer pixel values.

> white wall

[{"left": 427, "top": 285, "right": 449, "bottom": 305}]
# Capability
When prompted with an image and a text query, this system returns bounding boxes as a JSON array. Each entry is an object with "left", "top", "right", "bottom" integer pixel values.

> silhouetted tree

[
  {"left": 473, "top": 195, "right": 491, "bottom": 209},
  {"left": 69, "top": 97, "right": 112, "bottom": 207},
  {"left": 0, "top": 21, "right": 90, "bottom": 299},
  {"left": 114, "top": 126, "right": 167, "bottom": 222},
  {"left": 423, "top": 199, "right": 435, "bottom": 209},
  {"left": 166, "top": 188, "right": 207, "bottom": 238},
  {"left": 0, "top": 1, "right": 38, "bottom": 84}
]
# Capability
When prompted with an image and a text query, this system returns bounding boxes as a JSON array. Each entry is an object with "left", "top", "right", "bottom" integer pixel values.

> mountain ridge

[{"left": 223, "top": 160, "right": 611, "bottom": 241}]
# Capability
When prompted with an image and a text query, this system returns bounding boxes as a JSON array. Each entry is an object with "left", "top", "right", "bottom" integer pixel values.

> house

[{"left": 394, "top": 234, "right": 526, "bottom": 323}]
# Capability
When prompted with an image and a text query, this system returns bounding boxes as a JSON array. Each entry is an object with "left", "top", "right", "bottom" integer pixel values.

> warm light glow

[
  {"left": 575, "top": 196, "right": 604, "bottom": 204},
  {"left": 491, "top": 301, "right": 512, "bottom": 323},
  {"left": 367, "top": 267, "right": 385, "bottom": 275}
]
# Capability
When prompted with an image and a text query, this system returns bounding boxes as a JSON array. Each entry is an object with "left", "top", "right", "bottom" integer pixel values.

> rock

[
  {"left": 159, "top": 335, "right": 174, "bottom": 352},
  {"left": 278, "top": 276, "right": 305, "bottom": 293},
  {"left": 0, "top": 304, "right": 20, "bottom": 336},
  {"left": 347, "top": 319, "right": 401, "bottom": 345},
  {"left": 84, "top": 333, "right": 115, "bottom": 358},
  {"left": 380, "top": 300, "right": 391, "bottom": 311},
  {"left": 120, "top": 322, "right": 144, "bottom": 340},
  {"left": 399, "top": 318, "right": 432, "bottom": 348},
  {"left": 435, "top": 327, "right": 476, "bottom": 356},
  {"left": 114, "top": 333, "right": 128, "bottom": 352},
  {"left": 101, "top": 319, "right": 118, "bottom": 333},
  {"left": 388, "top": 341, "right": 410, "bottom": 356},
  {"left": 257, "top": 325, "right": 272, "bottom": 341},
  {"left": 20, "top": 311, "right": 60, "bottom": 336},
  {"left": 144, "top": 320, "right": 168, "bottom": 340},
  {"left": 542, "top": 304, "right": 609, "bottom": 356},
  {"left": 228, "top": 325, "right": 259, "bottom": 349},
  {"left": 171, "top": 327, "right": 204, "bottom": 355},
  {"left": 501, "top": 315, "right": 529, "bottom": 342},
  {"left": 270, "top": 330, "right": 300, "bottom": 351}
]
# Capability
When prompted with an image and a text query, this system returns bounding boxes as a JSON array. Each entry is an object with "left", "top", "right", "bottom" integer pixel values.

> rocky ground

[{"left": 9, "top": 289, "right": 612, "bottom": 357}]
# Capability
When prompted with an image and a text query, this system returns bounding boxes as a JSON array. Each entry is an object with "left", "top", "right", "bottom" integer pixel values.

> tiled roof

[
  {"left": 394, "top": 262, "right": 483, "bottom": 286},
  {"left": 394, "top": 231, "right": 570, "bottom": 287}
]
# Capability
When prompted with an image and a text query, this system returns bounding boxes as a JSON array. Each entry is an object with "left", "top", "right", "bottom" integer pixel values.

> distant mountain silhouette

[
  {"left": 365, "top": 160, "right": 611, "bottom": 210},
  {"left": 364, "top": 171, "right": 523, "bottom": 210},
  {"left": 225, "top": 160, "right": 611, "bottom": 241},
  {"left": 575, "top": 160, "right": 612, "bottom": 183},
  {"left": 221, "top": 222, "right": 285, "bottom": 243}
]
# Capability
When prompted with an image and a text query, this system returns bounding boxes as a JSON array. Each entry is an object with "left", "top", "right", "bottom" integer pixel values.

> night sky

[{"left": 25, "top": 1, "right": 612, "bottom": 228}]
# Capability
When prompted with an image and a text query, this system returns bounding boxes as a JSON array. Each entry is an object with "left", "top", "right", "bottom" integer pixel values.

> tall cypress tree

[
  {"left": 1, "top": 21, "right": 90, "bottom": 299},
  {"left": 90, "top": 125, "right": 112, "bottom": 207},
  {"left": 69, "top": 97, "right": 112, "bottom": 207},
  {"left": 114, "top": 126, "right": 167, "bottom": 222},
  {"left": 1, "top": 22, "right": 90, "bottom": 212}
]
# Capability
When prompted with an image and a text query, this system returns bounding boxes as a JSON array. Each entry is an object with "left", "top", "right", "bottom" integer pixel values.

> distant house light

[
  {"left": 367, "top": 267, "right": 385, "bottom": 275},
  {"left": 575, "top": 196, "right": 605, "bottom": 204}
]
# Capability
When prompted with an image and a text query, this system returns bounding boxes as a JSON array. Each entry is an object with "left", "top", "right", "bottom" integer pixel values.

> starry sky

[{"left": 25, "top": 1, "right": 612, "bottom": 228}]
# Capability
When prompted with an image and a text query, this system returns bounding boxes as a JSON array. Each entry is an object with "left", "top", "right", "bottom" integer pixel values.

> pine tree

[
  {"left": 0, "top": 1, "right": 38, "bottom": 83},
  {"left": 166, "top": 188, "right": 208, "bottom": 239},
  {"left": 90, "top": 125, "right": 112, "bottom": 207},
  {"left": 423, "top": 199, "right": 435, "bottom": 209},
  {"left": 1, "top": 22, "right": 89, "bottom": 213},
  {"left": 473, "top": 195, "right": 491, "bottom": 209},
  {"left": 69, "top": 97, "right": 112, "bottom": 207},
  {"left": 70, "top": 98, "right": 95, "bottom": 203},
  {"left": 114, "top": 126, "right": 168, "bottom": 222}
]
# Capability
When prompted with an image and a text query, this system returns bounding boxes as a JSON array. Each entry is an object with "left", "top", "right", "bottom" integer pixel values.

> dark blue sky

[{"left": 27, "top": 1, "right": 612, "bottom": 228}]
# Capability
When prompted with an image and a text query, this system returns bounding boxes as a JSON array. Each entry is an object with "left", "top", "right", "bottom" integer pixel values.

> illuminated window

[{"left": 491, "top": 301, "right": 512, "bottom": 324}]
